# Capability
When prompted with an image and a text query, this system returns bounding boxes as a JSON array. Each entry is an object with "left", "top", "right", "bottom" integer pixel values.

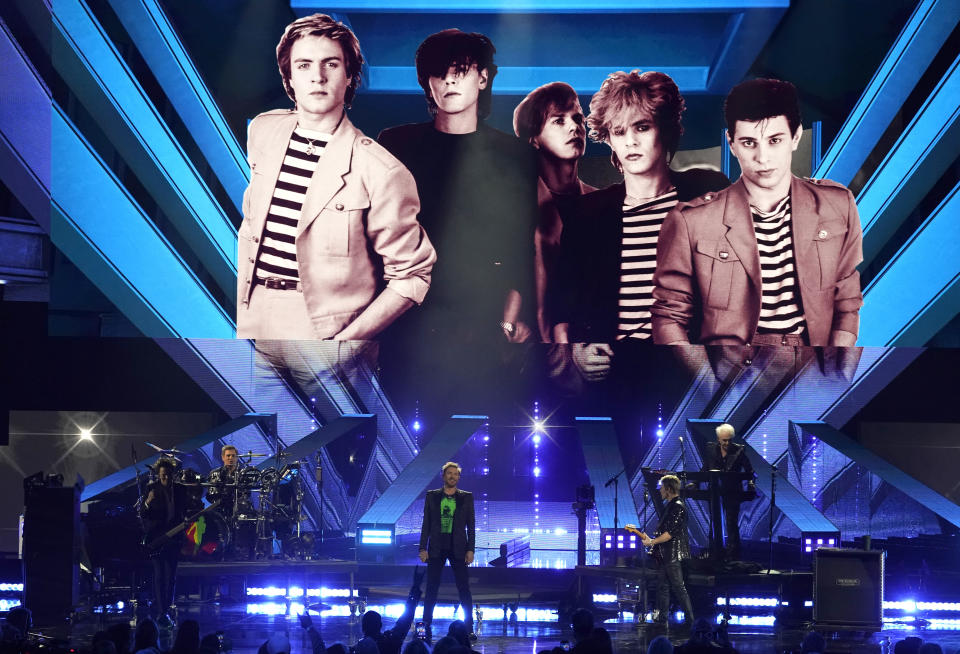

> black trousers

[
  {"left": 722, "top": 499, "right": 741, "bottom": 559},
  {"left": 151, "top": 543, "right": 179, "bottom": 617},
  {"left": 423, "top": 550, "right": 473, "bottom": 629},
  {"left": 657, "top": 561, "right": 694, "bottom": 623}
]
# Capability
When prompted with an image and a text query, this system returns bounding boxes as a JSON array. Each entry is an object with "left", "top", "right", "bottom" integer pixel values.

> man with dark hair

[
  {"left": 550, "top": 70, "right": 727, "bottom": 385},
  {"left": 554, "top": 69, "right": 730, "bottom": 344},
  {"left": 237, "top": 13, "right": 435, "bottom": 340},
  {"left": 378, "top": 29, "right": 539, "bottom": 349},
  {"left": 652, "top": 78, "right": 863, "bottom": 346},
  {"left": 141, "top": 457, "right": 189, "bottom": 625},
  {"left": 641, "top": 474, "right": 695, "bottom": 630},
  {"left": 418, "top": 462, "right": 476, "bottom": 642},
  {"left": 701, "top": 424, "right": 756, "bottom": 559},
  {"left": 513, "top": 82, "right": 596, "bottom": 342}
]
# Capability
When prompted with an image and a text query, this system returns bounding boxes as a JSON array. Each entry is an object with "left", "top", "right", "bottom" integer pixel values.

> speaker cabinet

[
  {"left": 813, "top": 548, "right": 885, "bottom": 631},
  {"left": 22, "top": 485, "right": 80, "bottom": 623}
]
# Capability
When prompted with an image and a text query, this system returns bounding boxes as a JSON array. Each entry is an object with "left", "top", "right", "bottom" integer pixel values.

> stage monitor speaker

[
  {"left": 22, "top": 485, "right": 80, "bottom": 623},
  {"left": 813, "top": 548, "right": 884, "bottom": 631}
]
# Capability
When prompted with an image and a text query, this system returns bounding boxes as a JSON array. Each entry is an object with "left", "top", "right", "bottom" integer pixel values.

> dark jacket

[
  {"left": 701, "top": 442, "right": 755, "bottom": 477},
  {"left": 378, "top": 122, "right": 538, "bottom": 334},
  {"left": 552, "top": 168, "right": 729, "bottom": 342},
  {"left": 419, "top": 488, "right": 476, "bottom": 557},
  {"left": 140, "top": 480, "right": 188, "bottom": 543},
  {"left": 655, "top": 496, "right": 691, "bottom": 564}
]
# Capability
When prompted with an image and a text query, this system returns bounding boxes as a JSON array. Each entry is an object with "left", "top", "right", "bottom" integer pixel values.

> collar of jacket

[
  {"left": 719, "top": 175, "right": 820, "bottom": 294},
  {"left": 254, "top": 110, "right": 361, "bottom": 240}
]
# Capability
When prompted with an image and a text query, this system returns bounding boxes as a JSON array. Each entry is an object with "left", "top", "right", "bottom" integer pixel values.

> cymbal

[
  {"left": 306, "top": 603, "right": 332, "bottom": 612},
  {"left": 146, "top": 441, "right": 187, "bottom": 455},
  {"left": 241, "top": 452, "right": 269, "bottom": 458}
]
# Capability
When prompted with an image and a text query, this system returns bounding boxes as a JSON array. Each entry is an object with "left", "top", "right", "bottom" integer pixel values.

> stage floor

[{"left": 61, "top": 602, "right": 960, "bottom": 654}]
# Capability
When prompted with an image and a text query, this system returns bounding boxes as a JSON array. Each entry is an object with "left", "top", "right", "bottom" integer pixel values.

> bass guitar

[
  {"left": 143, "top": 500, "right": 221, "bottom": 553},
  {"left": 625, "top": 523, "right": 663, "bottom": 565}
]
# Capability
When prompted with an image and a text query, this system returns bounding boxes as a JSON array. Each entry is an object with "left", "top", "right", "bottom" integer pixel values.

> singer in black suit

[
  {"left": 419, "top": 461, "right": 476, "bottom": 641},
  {"left": 700, "top": 423, "right": 756, "bottom": 559}
]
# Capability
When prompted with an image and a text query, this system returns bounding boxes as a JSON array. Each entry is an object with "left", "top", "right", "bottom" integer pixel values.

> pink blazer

[
  {"left": 238, "top": 110, "right": 436, "bottom": 338},
  {"left": 652, "top": 176, "right": 863, "bottom": 345}
]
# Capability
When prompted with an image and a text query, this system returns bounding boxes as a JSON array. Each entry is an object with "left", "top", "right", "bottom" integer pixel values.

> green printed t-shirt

[{"left": 440, "top": 494, "right": 457, "bottom": 534}]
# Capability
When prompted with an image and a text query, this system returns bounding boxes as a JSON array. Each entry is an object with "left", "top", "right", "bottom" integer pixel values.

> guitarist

[
  {"left": 640, "top": 474, "right": 695, "bottom": 629},
  {"left": 140, "top": 457, "right": 188, "bottom": 625}
]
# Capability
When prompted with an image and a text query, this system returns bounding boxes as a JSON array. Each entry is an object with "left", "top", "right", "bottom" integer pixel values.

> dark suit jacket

[
  {"left": 652, "top": 176, "right": 863, "bottom": 345},
  {"left": 552, "top": 168, "right": 729, "bottom": 342},
  {"left": 140, "top": 481, "right": 188, "bottom": 543},
  {"left": 419, "top": 488, "right": 476, "bottom": 557},
  {"left": 701, "top": 442, "right": 755, "bottom": 476}
]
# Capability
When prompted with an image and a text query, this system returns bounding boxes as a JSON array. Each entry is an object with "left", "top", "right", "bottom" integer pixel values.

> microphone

[{"left": 604, "top": 477, "right": 616, "bottom": 488}]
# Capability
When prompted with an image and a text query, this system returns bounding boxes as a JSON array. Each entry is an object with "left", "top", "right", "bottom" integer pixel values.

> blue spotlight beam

[
  {"left": 356, "top": 415, "right": 488, "bottom": 527},
  {"left": 105, "top": 0, "right": 249, "bottom": 212},
  {"left": 255, "top": 415, "right": 375, "bottom": 471},
  {"left": 795, "top": 422, "right": 960, "bottom": 529},
  {"left": 859, "top": 180, "right": 960, "bottom": 345},
  {"left": 689, "top": 419, "right": 839, "bottom": 535},
  {"left": 51, "top": 108, "right": 235, "bottom": 337},
  {"left": 576, "top": 417, "right": 640, "bottom": 529},
  {"left": 81, "top": 413, "right": 264, "bottom": 501},
  {"left": 46, "top": 0, "right": 238, "bottom": 300},
  {"left": 859, "top": 55, "right": 960, "bottom": 267},
  {"left": 815, "top": 0, "right": 958, "bottom": 185}
]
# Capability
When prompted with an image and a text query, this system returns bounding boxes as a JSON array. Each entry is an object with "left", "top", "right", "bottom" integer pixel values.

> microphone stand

[
  {"left": 315, "top": 452, "right": 324, "bottom": 552},
  {"left": 604, "top": 469, "right": 627, "bottom": 545},
  {"left": 768, "top": 464, "right": 777, "bottom": 574},
  {"left": 639, "top": 488, "right": 651, "bottom": 624}
]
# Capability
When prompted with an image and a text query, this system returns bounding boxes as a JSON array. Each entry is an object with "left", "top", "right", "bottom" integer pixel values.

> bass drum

[{"left": 180, "top": 510, "right": 231, "bottom": 560}]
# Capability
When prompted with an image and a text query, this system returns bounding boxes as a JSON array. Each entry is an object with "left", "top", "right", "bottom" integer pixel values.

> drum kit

[{"left": 140, "top": 443, "right": 310, "bottom": 561}]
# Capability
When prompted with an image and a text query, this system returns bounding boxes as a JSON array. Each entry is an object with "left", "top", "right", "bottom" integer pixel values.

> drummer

[{"left": 205, "top": 444, "right": 251, "bottom": 517}]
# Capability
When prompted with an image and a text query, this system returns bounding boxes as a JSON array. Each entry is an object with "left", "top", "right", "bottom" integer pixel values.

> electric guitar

[
  {"left": 143, "top": 500, "right": 221, "bottom": 553},
  {"left": 625, "top": 524, "right": 663, "bottom": 565}
]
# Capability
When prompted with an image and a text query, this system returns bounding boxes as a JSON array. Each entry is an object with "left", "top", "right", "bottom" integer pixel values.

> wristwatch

[{"left": 500, "top": 321, "right": 516, "bottom": 337}]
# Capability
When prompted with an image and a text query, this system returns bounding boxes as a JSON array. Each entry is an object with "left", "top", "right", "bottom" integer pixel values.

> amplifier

[{"left": 813, "top": 548, "right": 885, "bottom": 631}]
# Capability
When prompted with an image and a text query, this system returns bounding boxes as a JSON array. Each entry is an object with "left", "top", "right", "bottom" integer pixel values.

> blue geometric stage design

[
  {"left": 576, "top": 417, "right": 639, "bottom": 529},
  {"left": 356, "top": 416, "right": 487, "bottom": 528}
]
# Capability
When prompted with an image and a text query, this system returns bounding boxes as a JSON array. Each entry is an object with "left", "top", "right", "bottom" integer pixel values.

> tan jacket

[
  {"left": 238, "top": 110, "right": 436, "bottom": 338},
  {"left": 652, "top": 176, "right": 863, "bottom": 345}
]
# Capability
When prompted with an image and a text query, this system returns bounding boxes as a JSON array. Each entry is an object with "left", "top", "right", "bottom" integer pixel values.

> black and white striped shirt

[
  {"left": 617, "top": 188, "right": 678, "bottom": 340},
  {"left": 752, "top": 196, "right": 806, "bottom": 335},
  {"left": 253, "top": 127, "right": 330, "bottom": 283}
]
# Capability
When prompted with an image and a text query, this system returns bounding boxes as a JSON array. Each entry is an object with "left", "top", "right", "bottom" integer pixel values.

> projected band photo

[{"left": 2, "top": 1, "right": 960, "bottom": 654}]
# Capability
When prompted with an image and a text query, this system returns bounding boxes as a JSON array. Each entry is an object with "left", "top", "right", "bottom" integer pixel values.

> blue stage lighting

[
  {"left": 412, "top": 420, "right": 421, "bottom": 432},
  {"left": 533, "top": 466, "right": 541, "bottom": 477},
  {"left": 656, "top": 428, "right": 664, "bottom": 437}
]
